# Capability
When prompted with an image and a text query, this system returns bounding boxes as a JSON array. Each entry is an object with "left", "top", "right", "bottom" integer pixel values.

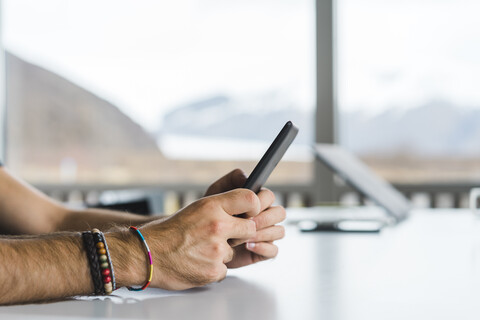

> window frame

[
  {"left": 314, "top": 0, "right": 336, "bottom": 203},
  {"left": 0, "top": 2, "right": 5, "bottom": 161}
]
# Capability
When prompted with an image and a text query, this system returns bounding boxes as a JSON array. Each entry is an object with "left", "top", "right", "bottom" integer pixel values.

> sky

[
  {"left": 3, "top": 0, "right": 315, "bottom": 131},
  {"left": 337, "top": 0, "right": 480, "bottom": 114},
  {"left": 3, "top": 0, "right": 480, "bottom": 130}
]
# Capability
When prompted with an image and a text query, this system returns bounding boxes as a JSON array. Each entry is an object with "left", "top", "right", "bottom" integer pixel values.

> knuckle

[
  {"left": 255, "top": 213, "right": 267, "bottom": 228},
  {"left": 265, "top": 189, "right": 276, "bottom": 204},
  {"left": 206, "top": 264, "right": 227, "bottom": 283},
  {"left": 210, "top": 242, "right": 224, "bottom": 258},
  {"left": 248, "top": 219, "right": 257, "bottom": 235},
  {"left": 243, "top": 190, "right": 260, "bottom": 210},
  {"left": 208, "top": 220, "right": 226, "bottom": 236}
]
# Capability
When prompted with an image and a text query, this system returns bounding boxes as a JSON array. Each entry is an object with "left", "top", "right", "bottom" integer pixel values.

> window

[
  {"left": 4, "top": 0, "right": 315, "bottom": 185},
  {"left": 337, "top": 0, "right": 480, "bottom": 184}
]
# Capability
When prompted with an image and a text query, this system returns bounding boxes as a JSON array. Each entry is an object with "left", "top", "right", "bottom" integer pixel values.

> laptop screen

[{"left": 313, "top": 144, "right": 411, "bottom": 222}]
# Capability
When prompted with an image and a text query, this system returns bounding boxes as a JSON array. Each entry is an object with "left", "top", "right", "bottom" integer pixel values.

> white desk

[{"left": 2, "top": 209, "right": 480, "bottom": 320}]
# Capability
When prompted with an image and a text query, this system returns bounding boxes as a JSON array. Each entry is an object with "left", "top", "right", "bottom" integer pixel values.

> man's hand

[
  {"left": 226, "top": 204, "right": 285, "bottom": 268},
  {"left": 118, "top": 189, "right": 261, "bottom": 291},
  {"left": 204, "top": 169, "right": 286, "bottom": 269},
  {"left": 204, "top": 168, "right": 249, "bottom": 196}
]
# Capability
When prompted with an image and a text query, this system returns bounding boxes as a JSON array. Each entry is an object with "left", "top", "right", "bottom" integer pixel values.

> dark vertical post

[{"left": 314, "top": 0, "right": 336, "bottom": 204}]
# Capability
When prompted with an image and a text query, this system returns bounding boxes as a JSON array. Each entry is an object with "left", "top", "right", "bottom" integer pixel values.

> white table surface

[{"left": 2, "top": 209, "right": 480, "bottom": 320}]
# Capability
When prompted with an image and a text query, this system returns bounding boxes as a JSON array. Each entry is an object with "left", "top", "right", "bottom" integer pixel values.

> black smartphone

[{"left": 243, "top": 121, "right": 299, "bottom": 193}]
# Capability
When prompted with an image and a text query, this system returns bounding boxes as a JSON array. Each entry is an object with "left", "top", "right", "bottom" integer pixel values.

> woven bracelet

[{"left": 81, "top": 231, "right": 105, "bottom": 295}]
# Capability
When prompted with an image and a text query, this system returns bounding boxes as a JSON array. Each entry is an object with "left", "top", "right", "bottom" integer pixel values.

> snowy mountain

[
  {"left": 341, "top": 101, "right": 480, "bottom": 157},
  {"left": 160, "top": 95, "right": 480, "bottom": 157},
  {"left": 160, "top": 93, "right": 313, "bottom": 144}
]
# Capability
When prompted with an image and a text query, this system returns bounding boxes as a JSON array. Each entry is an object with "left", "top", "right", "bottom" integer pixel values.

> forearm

[
  {"left": 56, "top": 208, "right": 164, "bottom": 232},
  {"left": 0, "top": 233, "right": 92, "bottom": 304},
  {"left": 0, "top": 167, "right": 163, "bottom": 235},
  {"left": 0, "top": 230, "right": 144, "bottom": 305}
]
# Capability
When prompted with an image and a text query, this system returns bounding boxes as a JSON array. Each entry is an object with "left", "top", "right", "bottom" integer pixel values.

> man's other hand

[
  {"left": 204, "top": 168, "right": 248, "bottom": 196},
  {"left": 204, "top": 169, "right": 286, "bottom": 269}
]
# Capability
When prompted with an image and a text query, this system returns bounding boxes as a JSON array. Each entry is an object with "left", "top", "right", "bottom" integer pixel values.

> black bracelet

[{"left": 82, "top": 231, "right": 105, "bottom": 295}]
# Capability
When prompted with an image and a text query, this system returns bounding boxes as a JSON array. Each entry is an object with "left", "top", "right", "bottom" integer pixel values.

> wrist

[{"left": 104, "top": 230, "right": 146, "bottom": 288}]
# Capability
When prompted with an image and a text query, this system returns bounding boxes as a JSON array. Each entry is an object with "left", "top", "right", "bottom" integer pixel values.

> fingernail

[
  {"left": 249, "top": 218, "right": 256, "bottom": 229},
  {"left": 246, "top": 242, "right": 256, "bottom": 250}
]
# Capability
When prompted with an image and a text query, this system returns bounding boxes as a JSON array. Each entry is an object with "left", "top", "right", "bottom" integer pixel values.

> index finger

[{"left": 226, "top": 216, "right": 257, "bottom": 239}]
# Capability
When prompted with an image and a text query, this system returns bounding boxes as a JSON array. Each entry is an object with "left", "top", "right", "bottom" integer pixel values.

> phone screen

[{"left": 243, "top": 121, "right": 299, "bottom": 193}]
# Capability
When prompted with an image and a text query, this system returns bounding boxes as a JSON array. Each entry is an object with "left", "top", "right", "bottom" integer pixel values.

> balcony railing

[
  {"left": 35, "top": 181, "right": 480, "bottom": 215},
  {"left": 339, "top": 183, "right": 479, "bottom": 209}
]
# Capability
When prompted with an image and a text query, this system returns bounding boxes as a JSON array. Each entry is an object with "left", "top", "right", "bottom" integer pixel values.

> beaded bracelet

[
  {"left": 92, "top": 229, "right": 116, "bottom": 294},
  {"left": 127, "top": 226, "right": 153, "bottom": 291},
  {"left": 81, "top": 231, "right": 105, "bottom": 295},
  {"left": 100, "top": 231, "right": 117, "bottom": 291}
]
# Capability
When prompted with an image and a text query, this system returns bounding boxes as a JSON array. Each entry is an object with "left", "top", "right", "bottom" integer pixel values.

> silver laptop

[{"left": 287, "top": 144, "right": 411, "bottom": 231}]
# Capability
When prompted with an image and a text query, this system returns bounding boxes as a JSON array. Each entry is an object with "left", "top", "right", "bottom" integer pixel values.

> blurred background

[{"left": 1, "top": 0, "right": 480, "bottom": 212}]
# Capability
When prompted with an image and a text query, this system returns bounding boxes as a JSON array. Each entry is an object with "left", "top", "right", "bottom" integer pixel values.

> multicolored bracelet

[
  {"left": 127, "top": 226, "right": 154, "bottom": 291},
  {"left": 92, "top": 228, "right": 116, "bottom": 294}
]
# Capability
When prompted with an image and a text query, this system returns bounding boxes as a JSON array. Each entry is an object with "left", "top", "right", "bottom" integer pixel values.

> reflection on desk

[{"left": 2, "top": 209, "right": 480, "bottom": 320}]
